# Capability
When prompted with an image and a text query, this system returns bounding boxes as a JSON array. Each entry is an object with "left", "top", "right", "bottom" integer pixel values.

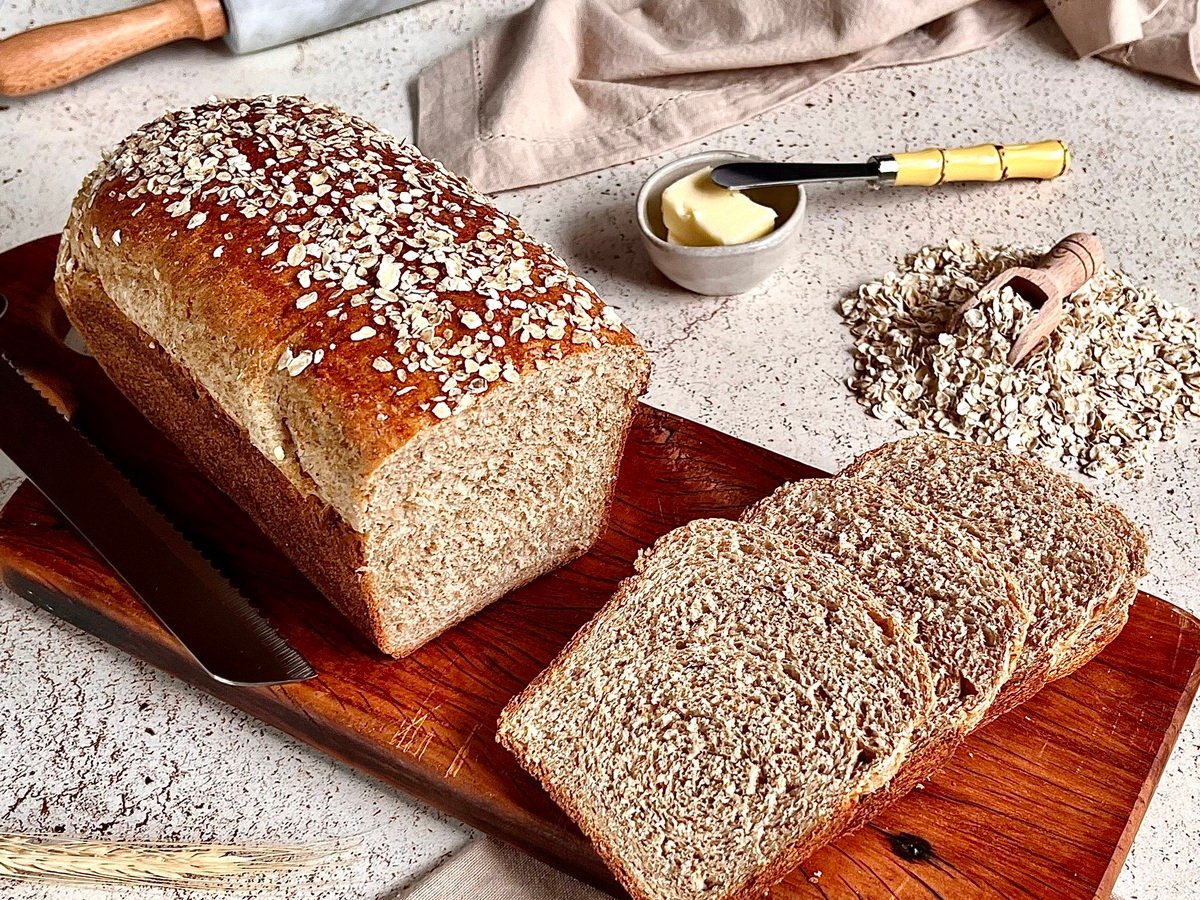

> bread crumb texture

[
  {"left": 743, "top": 476, "right": 1028, "bottom": 732},
  {"left": 499, "top": 519, "right": 932, "bottom": 900}
]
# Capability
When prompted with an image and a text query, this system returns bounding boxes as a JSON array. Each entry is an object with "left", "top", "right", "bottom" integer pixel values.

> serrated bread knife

[
  {"left": 0, "top": 297, "right": 315, "bottom": 685},
  {"left": 0, "top": 0, "right": 431, "bottom": 96}
]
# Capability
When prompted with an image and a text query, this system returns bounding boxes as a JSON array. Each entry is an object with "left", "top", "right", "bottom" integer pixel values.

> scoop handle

[
  {"left": 1036, "top": 232, "right": 1104, "bottom": 297},
  {"left": 890, "top": 141, "right": 1071, "bottom": 187},
  {"left": 0, "top": 0, "right": 226, "bottom": 97}
]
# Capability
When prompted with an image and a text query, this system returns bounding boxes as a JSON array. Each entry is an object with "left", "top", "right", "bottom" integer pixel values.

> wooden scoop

[{"left": 953, "top": 232, "right": 1103, "bottom": 366}]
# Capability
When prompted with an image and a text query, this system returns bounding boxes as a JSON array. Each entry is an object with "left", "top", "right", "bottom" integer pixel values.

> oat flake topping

[{"left": 87, "top": 95, "right": 625, "bottom": 417}]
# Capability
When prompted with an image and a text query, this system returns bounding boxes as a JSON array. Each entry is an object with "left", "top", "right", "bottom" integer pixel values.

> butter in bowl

[{"left": 636, "top": 151, "right": 806, "bottom": 296}]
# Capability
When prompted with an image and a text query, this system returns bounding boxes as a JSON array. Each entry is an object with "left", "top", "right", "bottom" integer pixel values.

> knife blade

[
  {"left": 709, "top": 160, "right": 891, "bottom": 191},
  {"left": 705, "top": 160, "right": 888, "bottom": 190},
  {"left": 0, "top": 303, "right": 315, "bottom": 685}
]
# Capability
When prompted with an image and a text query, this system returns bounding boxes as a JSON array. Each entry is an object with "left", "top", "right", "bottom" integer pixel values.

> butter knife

[{"left": 710, "top": 140, "right": 1071, "bottom": 190}]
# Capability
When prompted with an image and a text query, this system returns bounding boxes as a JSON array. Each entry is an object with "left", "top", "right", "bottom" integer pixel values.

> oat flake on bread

[{"left": 842, "top": 241, "right": 1200, "bottom": 478}]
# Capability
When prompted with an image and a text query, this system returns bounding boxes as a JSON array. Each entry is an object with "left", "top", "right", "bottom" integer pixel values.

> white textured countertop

[{"left": 1, "top": 2, "right": 1197, "bottom": 897}]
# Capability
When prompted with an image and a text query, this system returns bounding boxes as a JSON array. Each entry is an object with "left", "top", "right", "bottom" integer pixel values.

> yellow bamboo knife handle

[
  {"left": 0, "top": 0, "right": 226, "bottom": 97},
  {"left": 891, "top": 141, "right": 1071, "bottom": 187}
]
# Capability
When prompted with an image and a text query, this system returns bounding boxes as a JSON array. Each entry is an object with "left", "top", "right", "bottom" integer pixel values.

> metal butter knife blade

[
  {"left": 0, "top": 318, "right": 314, "bottom": 685},
  {"left": 709, "top": 159, "right": 894, "bottom": 190}
]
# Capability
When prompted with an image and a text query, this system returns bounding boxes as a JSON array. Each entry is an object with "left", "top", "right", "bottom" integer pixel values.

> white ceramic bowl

[{"left": 636, "top": 150, "right": 806, "bottom": 296}]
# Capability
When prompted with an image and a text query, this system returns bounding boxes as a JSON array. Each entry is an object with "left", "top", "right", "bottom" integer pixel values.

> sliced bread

[
  {"left": 497, "top": 518, "right": 933, "bottom": 900},
  {"left": 742, "top": 477, "right": 1029, "bottom": 733},
  {"left": 741, "top": 477, "right": 1029, "bottom": 825},
  {"left": 841, "top": 434, "right": 1143, "bottom": 700}
]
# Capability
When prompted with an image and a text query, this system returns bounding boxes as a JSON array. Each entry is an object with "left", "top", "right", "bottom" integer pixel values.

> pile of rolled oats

[{"left": 842, "top": 240, "right": 1200, "bottom": 478}]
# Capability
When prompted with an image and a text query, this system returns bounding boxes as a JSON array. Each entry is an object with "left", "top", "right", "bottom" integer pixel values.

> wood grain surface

[{"left": 1, "top": 235, "right": 1198, "bottom": 899}]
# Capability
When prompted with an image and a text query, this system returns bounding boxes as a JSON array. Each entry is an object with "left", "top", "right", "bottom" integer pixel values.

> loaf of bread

[
  {"left": 498, "top": 518, "right": 933, "bottom": 900},
  {"left": 54, "top": 96, "right": 651, "bottom": 656}
]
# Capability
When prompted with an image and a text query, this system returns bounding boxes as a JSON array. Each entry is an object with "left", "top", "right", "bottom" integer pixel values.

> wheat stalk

[{"left": 0, "top": 832, "right": 351, "bottom": 890}]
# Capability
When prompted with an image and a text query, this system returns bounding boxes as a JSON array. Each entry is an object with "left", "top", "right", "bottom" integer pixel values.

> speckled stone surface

[{"left": 0, "top": 2, "right": 1196, "bottom": 897}]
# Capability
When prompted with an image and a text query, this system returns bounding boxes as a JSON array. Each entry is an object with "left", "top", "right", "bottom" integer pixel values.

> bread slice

[
  {"left": 741, "top": 478, "right": 1029, "bottom": 827},
  {"left": 842, "top": 434, "right": 1144, "bottom": 701},
  {"left": 498, "top": 518, "right": 933, "bottom": 900},
  {"left": 55, "top": 95, "right": 651, "bottom": 656},
  {"left": 742, "top": 478, "right": 1029, "bottom": 732}
]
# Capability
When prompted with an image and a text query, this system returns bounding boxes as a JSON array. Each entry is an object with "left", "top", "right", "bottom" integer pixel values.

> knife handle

[
  {"left": 0, "top": 0, "right": 226, "bottom": 97},
  {"left": 890, "top": 141, "right": 1071, "bottom": 187}
]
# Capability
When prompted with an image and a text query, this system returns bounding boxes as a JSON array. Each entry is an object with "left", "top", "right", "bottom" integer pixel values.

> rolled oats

[{"left": 842, "top": 241, "right": 1200, "bottom": 478}]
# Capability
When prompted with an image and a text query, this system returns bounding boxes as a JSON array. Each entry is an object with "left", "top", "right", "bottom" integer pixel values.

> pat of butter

[{"left": 661, "top": 167, "right": 776, "bottom": 247}]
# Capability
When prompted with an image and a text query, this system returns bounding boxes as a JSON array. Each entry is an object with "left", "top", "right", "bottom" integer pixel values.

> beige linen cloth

[
  {"left": 407, "top": 0, "right": 1196, "bottom": 896},
  {"left": 418, "top": 0, "right": 1199, "bottom": 193},
  {"left": 401, "top": 837, "right": 606, "bottom": 900},
  {"left": 1049, "top": 0, "right": 1200, "bottom": 80}
]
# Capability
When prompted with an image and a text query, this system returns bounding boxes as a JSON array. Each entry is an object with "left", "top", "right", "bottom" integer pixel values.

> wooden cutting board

[{"left": 1, "top": 235, "right": 1198, "bottom": 900}]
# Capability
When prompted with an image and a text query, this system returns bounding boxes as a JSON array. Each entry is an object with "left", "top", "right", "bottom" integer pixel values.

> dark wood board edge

[{"left": 1095, "top": 602, "right": 1200, "bottom": 897}]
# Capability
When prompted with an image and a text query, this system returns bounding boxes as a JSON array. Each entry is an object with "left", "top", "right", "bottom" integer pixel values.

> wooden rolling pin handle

[
  {"left": 1039, "top": 232, "right": 1103, "bottom": 297},
  {"left": 0, "top": 0, "right": 226, "bottom": 97}
]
